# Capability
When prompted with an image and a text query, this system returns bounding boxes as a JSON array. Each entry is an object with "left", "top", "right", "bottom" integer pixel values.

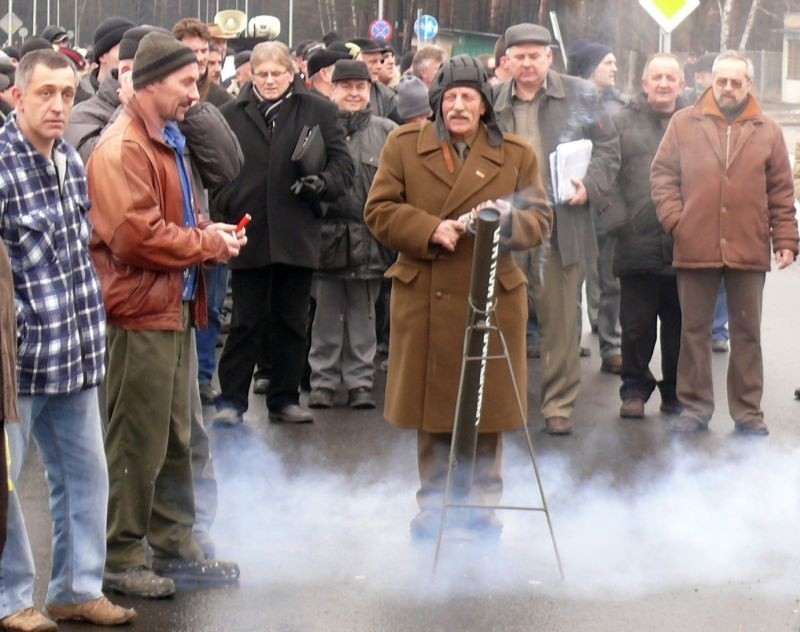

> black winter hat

[
  {"left": 429, "top": 54, "right": 502, "bottom": 147},
  {"left": 331, "top": 59, "right": 370, "bottom": 83},
  {"left": 2, "top": 46, "right": 19, "bottom": 61},
  {"left": 567, "top": 39, "right": 612, "bottom": 79},
  {"left": 132, "top": 32, "right": 198, "bottom": 90},
  {"left": 233, "top": 50, "right": 251, "bottom": 70},
  {"left": 40, "top": 25, "right": 69, "bottom": 44},
  {"left": 307, "top": 49, "right": 348, "bottom": 77},
  {"left": 118, "top": 26, "right": 171, "bottom": 62},
  {"left": 20, "top": 38, "right": 53, "bottom": 58},
  {"left": 93, "top": 17, "right": 135, "bottom": 62}
]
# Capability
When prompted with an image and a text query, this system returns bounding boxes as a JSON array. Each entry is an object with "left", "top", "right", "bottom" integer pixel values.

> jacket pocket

[
  {"left": 496, "top": 263, "right": 527, "bottom": 292},
  {"left": 385, "top": 259, "right": 421, "bottom": 284},
  {"left": 319, "top": 222, "right": 350, "bottom": 270},
  {"left": 15, "top": 208, "right": 59, "bottom": 270}
]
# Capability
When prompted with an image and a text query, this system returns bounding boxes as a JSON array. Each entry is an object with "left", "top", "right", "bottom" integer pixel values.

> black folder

[{"left": 291, "top": 125, "right": 326, "bottom": 176}]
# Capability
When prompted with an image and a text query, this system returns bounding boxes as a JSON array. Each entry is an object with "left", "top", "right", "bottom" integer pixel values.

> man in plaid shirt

[{"left": 0, "top": 50, "right": 135, "bottom": 630}]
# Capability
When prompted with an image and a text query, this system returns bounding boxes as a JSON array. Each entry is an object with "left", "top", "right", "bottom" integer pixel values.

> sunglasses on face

[{"left": 715, "top": 77, "right": 746, "bottom": 90}]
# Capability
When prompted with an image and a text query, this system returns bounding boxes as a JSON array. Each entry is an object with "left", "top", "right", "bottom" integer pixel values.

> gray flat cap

[{"left": 504, "top": 23, "right": 552, "bottom": 48}]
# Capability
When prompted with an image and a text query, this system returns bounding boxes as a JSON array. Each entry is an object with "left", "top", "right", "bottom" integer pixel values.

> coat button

[
  {"left": 721, "top": 206, "right": 727, "bottom": 213},
  {"left": 721, "top": 238, "right": 726, "bottom": 244},
  {"left": 435, "top": 291, "right": 444, "bottom": 299}
]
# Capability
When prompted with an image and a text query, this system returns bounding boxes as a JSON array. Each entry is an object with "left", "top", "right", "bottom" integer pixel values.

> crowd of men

[{"left": 0, "top": 12, "right": 796, "bottom": 631}]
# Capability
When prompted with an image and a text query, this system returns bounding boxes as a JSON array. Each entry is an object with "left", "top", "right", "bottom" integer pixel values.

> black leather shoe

[
  {"left": 151, "top": 558, "right": 239, "bottom": 586},
  {"left": 268, "top": 403, "right": 314, "bottom": 424},
  {"left": 252, "top": 377, "right": 269, "bottom": 395},
  {"left": 198, "top": 382, "right": 219, "bottom": 405}
]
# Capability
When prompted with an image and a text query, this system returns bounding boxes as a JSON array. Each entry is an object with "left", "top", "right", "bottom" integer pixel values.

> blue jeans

[
  {"left": 195, "top": 263, "right": 228, "bottom": 384},
  {"left": 0, "top": 388, "right": 108, "bottom": 615},
  {"left": 713, "top": 281, "right": 729, "bottom": 342}
]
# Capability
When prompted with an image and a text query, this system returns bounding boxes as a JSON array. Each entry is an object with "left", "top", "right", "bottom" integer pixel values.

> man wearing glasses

[{"left": 651, "top": 50, "right": 798, "bottom": 435}]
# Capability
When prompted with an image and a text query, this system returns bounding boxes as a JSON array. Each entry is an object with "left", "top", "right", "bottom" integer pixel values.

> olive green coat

[{"left": 365, "top": 121, "right": 552, "bottom": 433}]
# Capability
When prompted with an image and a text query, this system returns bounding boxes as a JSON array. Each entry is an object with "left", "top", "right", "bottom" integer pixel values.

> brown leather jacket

[
  {"left": 0, "top": 240, "right": 18, "bottom": 422},
  {"left": 87, "top": 98, "right": 232, "bottom": 331},
  {"left": 651, "top": 90, "right": 798, "bottom": 271}
]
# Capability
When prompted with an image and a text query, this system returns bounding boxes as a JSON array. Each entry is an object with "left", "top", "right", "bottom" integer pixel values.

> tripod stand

[{"left": 432, "top": 208, "right": 563, "bottom": 580}]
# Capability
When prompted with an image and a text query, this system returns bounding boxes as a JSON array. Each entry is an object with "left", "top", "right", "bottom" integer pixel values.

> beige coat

[{"left": 364, "top": 122, "right": 551, "bottom": 433}]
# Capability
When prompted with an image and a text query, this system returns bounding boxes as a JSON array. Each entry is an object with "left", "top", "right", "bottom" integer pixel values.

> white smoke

[{"left": 209, "top": 425, "right": 800, "bottom": 602}]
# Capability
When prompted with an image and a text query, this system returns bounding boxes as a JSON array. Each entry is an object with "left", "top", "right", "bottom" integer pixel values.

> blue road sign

[{"left": 414, "top": 14, "right": 438, "bottom": 40}]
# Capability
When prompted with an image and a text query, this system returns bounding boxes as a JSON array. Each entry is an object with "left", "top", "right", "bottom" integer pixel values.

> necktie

[{"left": 454, "top": 141, "right": 469, "bottom": 162}]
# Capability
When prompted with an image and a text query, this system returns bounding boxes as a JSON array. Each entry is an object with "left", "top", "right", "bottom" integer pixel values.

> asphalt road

[{"left": 14, "top": 126, "right": 800, "bottom": 632}]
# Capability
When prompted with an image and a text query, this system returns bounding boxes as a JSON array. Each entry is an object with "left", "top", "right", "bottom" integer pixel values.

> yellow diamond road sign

[{"left": 639, "top": 0, "right": 699, "bottom": 33}]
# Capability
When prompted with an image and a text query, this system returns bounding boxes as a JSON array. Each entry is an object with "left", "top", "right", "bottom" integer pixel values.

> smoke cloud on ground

[{"left": 210, "top": 427, "right": 800, "bottom": 602}]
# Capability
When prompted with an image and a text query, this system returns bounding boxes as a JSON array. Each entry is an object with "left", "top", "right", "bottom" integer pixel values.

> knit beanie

[
  {"left": 93, "top": 17, "right": 135, "bottom": 62},
  {"left": 119, "top": 26, "right": 171, "bottom": 62},
  {"left": 567, "top": 39, "right": 612, "bottom": 79},
  {"left": 132, "top": 32, "right": 198, "bottom": 90},
  {"left": 20, "top": 38, "right": 53, "bottom": 58},
  {"left": 397, "top": 76, "right": 431, "bottom": 121}
]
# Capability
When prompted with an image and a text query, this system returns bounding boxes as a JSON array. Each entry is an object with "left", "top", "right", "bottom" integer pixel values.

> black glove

[{"left": 291, "top": 175, "right": 327, "bottom": 203}]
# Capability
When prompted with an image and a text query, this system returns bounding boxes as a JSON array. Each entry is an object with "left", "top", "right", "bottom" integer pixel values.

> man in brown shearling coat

[
  {"left": 651, "top": 50, "right": 799, "bottom": 435},
  {"left": 365, "top": 55, "right": 551, "bottom": 539}
]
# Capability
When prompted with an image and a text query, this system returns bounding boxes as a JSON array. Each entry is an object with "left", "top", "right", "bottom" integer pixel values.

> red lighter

[{"left": 235, "top": 213, "right": 252, "bottom": 232}]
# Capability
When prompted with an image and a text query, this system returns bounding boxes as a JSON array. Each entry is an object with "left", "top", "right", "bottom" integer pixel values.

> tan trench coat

[{"left": 365, "top": 122, "right": 552, "bottom": 433}]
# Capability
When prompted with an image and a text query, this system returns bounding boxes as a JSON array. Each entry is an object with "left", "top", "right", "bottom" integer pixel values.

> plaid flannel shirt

[{"left": 0, "top": 113, "right": 106, "bottom": 395}]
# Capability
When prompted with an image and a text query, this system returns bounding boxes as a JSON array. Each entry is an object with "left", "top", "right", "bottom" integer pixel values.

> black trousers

[
  {"left": 217, "top": 264, "right": 314, "bottom": 411},
  {"left": 619, "top": 273, "right": 682, "bottom": 403}
]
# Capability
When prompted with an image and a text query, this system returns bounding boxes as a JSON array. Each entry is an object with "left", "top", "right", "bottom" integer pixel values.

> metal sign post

[{"left": 432, "top": 208, "right": 564, "bottom": 581}]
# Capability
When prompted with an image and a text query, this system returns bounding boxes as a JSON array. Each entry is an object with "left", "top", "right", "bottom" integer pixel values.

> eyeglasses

[
  {"left": 715, "top": 77, "right": 746, "bottom": 90},
  {"left": 253, "top": 70, "right": 290, "bottom": 80}
]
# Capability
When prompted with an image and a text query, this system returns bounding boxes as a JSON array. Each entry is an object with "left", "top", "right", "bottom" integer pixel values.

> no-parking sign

[{"left": 369, "top": 19, "right": 393, "bottom": 41}]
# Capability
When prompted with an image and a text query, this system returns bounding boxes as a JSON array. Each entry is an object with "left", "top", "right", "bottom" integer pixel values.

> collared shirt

[
  {"left": 0, "top": 113, "right": 106, "bottom": 395},
  {"left": 511, "top": 80, "right": 547, "bottom": 187},
  {"left": 162, "top": 122, "right": 198, "bottom": 302}
]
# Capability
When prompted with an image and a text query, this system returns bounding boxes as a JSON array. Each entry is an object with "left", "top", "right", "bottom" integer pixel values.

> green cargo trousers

[{"left": 104, "top": 306, "right": 202, "bottom": 571}]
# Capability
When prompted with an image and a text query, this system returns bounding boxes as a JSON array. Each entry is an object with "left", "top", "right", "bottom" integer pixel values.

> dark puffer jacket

[
  {"left": 318, "top": 110, "right": 397, "bottom": 279},
  {"left": 611, "top": 93, "right": 684, "bottom": 277}
]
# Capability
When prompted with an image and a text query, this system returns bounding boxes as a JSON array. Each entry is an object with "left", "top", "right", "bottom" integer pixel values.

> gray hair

[
  {"left": 251, "top": 41, "right": 294, "bottom": 73},
  {"left": 15, "top": 49, "right": 78, "bottom": 92},
  {"left": 712, "top": 50, "right": 754, "bottom": 82},
  {"left": 640, "top": 53, "right": 681, "bottom": 81}
]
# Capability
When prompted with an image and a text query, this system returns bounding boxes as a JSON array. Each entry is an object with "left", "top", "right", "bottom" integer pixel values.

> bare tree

[
  {"left": 718, "top": 0, "right": 733, "bottom": 48},
  {"left": 738, "top": 0, "right": 760, "bottom": 50}
]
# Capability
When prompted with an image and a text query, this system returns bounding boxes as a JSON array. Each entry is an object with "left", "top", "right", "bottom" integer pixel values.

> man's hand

[
  {"left": 430, "top": 219, "right": 466, "bottom": 253},
  {"left": 472, "top": 198, "right": 513, "bottom": 228},
  {"left": 568, "top": 178, "right": 588, "bottom": 206},
  {"left": 117, "top": 70, "right": 134, "bottom": 105},
  {"left": 290, "top": 175, "right": 327, "bottom": 202},
  {"left": 206, "top": 222, "right": 247, "bottom": 258},
  {"left": 775, "top": 249, "right": 795, "bottom": 269}
]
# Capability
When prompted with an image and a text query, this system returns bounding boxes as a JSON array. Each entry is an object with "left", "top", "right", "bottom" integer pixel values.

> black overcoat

[{"left": 214, "top": 80, "right": 354, "bottom": 270}]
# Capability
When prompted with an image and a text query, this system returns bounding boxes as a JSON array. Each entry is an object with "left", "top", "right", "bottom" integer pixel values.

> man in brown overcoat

[
  {"left": 365, "top": 55, "right": 552, "bottom": 539},
  {"left": 651, "top": 50, "right": 799, "bottom": 435},
  {"left": 0, "top": 240, "right": 16, "bottom": 558}
]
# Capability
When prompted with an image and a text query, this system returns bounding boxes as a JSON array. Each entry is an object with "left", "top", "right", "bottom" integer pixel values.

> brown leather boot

[{"left": 47, "top": 596, "right": 136, "bottom": 625}]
